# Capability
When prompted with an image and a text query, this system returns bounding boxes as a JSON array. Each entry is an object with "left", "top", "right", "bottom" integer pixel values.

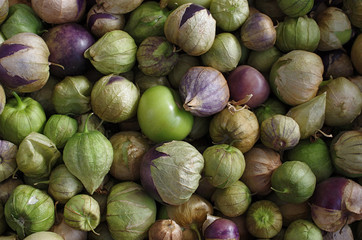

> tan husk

[{"left": 148, "top": 219, "right": 183, "bottom": 240}]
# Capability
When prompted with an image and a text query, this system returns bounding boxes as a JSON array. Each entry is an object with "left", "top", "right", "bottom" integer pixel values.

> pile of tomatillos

[{"left": 0, "top": 0, "right": 361, "bottom": 239}]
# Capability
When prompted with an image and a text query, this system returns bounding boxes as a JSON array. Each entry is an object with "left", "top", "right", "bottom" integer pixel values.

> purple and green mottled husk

[{"left": 179, "top": 66, "right": 230, "bottom": 117}]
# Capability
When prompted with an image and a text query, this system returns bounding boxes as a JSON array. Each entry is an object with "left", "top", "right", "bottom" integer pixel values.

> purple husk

[
  {"left": 107, "top": 75, "right": 126, "bottom": 85},
  {"left": 180, "top": 4, "right": 209, "bottom": 27},
  {"left": 87, "top": 13, "right": 118, "bottom": 30},
  {"left": 140, "top": 143, "right": 169, "bottom": 204},
  {"left": 204, "top": 218, "right": 240, "bottom": 240}
]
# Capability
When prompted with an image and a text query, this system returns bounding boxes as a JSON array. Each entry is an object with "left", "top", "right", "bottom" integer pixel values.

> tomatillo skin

[{"left": 137, "top": 85, "right": 194, "bottom": 143}]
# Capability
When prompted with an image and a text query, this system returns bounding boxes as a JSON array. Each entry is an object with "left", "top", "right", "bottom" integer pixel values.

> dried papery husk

[
  {"left": 209, "top": 105, "right": 259, "bottom": 153},
  {"left": 136, "top": 36, "right": 179, "bottom": 77},
  {"left": 0, "top": 32, "right": 50, "bottom": 93},
  {"left": 209, "top": 0, "right": 249, "bottom": 32},
  {"left": 48, "top": 164, "right": 83, "bottom": 204},
  {"left": 240, "top": 12, "right": 276, "bottom": 51},
  {"left": 164, "top": 3, "right": 216, "bottom": 56},
  {"left": 330, "top": 130, "right": 362, "bottom": 177},
  {"left": 86, "top": 4, "right": 125, "bottom": 38},
  {"left": 316, "top": 7, "right": 352, "bottom": 51},
  {"left": 286, "top": 92, "right": 326, "bottom": 139},
  {"left": 318, "top": 77, "right": 362, "bottom": 127},
  {"left": 322, "top": 224, "right": 354, "bottom": 240},
  {"left": 211, "top": 181, "right": 252, "bottom": 218},
  {"left": 260, "top": 114, "right": 301, "bottom": 152},
  {"left": 285, "top": 138, "right": 333, "bottom": 183},
  {"left": 322, "top": 49, "right": 354, "bottom": 79},
  {"left": 343, "top": 0, "right": 362, "bottom": 28},
  {"left": 166, "top": 194, "right": 213, "bottom": 231},
  {"left": 351, "top": 33, "right": 362, "bottom": 74},
  {"left": 109, "top": 131, "right": 150, "bottom": 181},
  {"left": 0, "top": 0, "right": 9, "bottom": 24},
  {"left": 96, "top": 0, "right": 143, "bottom": 14},
  {"left": 275, "top": 15, "right": 320, "bottom": 53},
  {"left": 0, "top": 140, "right": 17, "bottom": 183},
  {"left": 52, "top": 75, "right": 92, "bottom": 115},
  {"left": 245, "top": 200, "right": 283, "bottom": 239},
  {"left": 84, "top": 30, "right": 137, "bottom": 75},
  {"left": 16, "top": 132, "right": 61, "bottom": 179},
  {"left": 64, "top": 194, "right": 100, "bottom": 232},
  {"left": 0, "top": 84, "right": 5, "bottom": 114},
  {"left": 284, "top": 219, "right": 323, "bottom": 240},
  {"left": 4, "top": 184, "right": 55, "bottom": 239},
  {"left": 202, "top": 143, "right": 245, "bottom": 189},
  {"left": 106, "top": 181, "right": 157, "bottom": 240},
  {"left": 179, "top": 66, "right": 230, "bottom": 117},
  {"left": 269, "top": 50, "right": 324, "bottom": 106},
  {"left": 166, "top": 0, "right": 212, "bottom": 9},
  {"left": 124, "top": 1, "right": 170, "bottom": 44},
  {"left": 277, "top": 0, "right": 313, "bottom": 17},
  {"left": 201, "top": 32, "right": 242, "bottom": 73},
  {"left": 31, "top": 0, "right": 86, "bottom": 24},
  {"left": 310, "top": 177, "right": 362, "bottom": 232},
  {"left": 348, "top": 75, "right": 362, "bottom": 91},
  {"left": 0, "top": 177, "right": 23, "bottom": 205},
  {"left": 91, "top": 74, "right": 140, "bottom": 123},
  {"left": 168, "top": 53, "right": 200, "bottom": 89},
  {"left": 148, "top": 219, "right": 183, "bottom": 240},
  {"left": 241, "top": 145, "right": 282, "bottom": 196}
]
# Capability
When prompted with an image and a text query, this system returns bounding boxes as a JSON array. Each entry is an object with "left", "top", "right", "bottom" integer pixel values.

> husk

[{"left": 0, "top": 140, "right": 17, "bottom": 182}]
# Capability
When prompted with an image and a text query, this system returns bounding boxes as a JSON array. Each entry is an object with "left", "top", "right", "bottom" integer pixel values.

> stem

[
  {"left": 190, "top": 223, "right": 202, "bottom": 240},
  {"left": 33, "top": 180, "right": 50, "bottom": 186},
  {"left": 12, "top": 91, "right": 25, "bottom": 109},
  {"left": 49, "top": 62, "right": 65, "bottom": 70},
  {"left": 87, "top": 219, "right": 100, "bottom": 236},
  {"left": 271, "top": 187, "right": 289, "bottom": 194},
  {"left": 83, "top": 112, "right": 94, "bottom": 133}
]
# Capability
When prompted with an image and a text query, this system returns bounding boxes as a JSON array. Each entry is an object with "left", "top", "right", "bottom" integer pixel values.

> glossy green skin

[
  {"left": 63, "top": 128, "right": 113, "bottom": 195},
  {"left": 276, "top": 16, "right": 320, "bottom": 52},
  {"left": 0, "top": 95, "right": 46, "bottom": 145},
  {"left": 4, "top": 185, "right": 55, "bottom": 239},
  {"left": 271, "top": 161, "right": 316, "bottom": 204},
  {"left": 106, "top": 182, "right": 157, "bottom": 240},
  {"left": 137, "top": 85, "right": 194, "bottom": 143}
]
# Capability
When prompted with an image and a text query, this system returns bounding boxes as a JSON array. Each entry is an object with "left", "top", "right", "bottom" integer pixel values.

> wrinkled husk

[
  {"left": 322, "top": 224, "right": 354, "bottom": 240},
  {"left": 48, "top": 164, "right": 83, "bottom": 204},
  {"left": 254, "top": 97, "right": 287, "bottom": 125},
  {"left": 168, "top": 53, "right": 200, "bottom": 89},
  {"left": 0, "top": 84, "right": 5, "bottom": 114},
  {"left": 0, "top": 177, "right": 23, "bottom": 205},
  {"left": 209, "top": 106, "right": 260, "bottom": 153},
  {"left": 269, "top": 50, "right": 324, "bottom": 106},
  {"left": 260, "top": 114, "right": 301, "bottom": 151},
  {"left": 84, "top": 30, "right": 137, "bottom": 75},
  {"left": 330, "top": 130, "right": 362, "bottom": 177},
  {"left": 0, "top": 140, "right": 17, "bottom": 182},
  {"left": 343, "top": 0, "right": 362, "bottom": 28},
  {"left": 135, "top": 70, "right": 170, "bottom": 94},
  {"left": 201, "top": 32, "right": 242, "bottom": 72},
  {"left": 286, "top": 92, "right": 326, "bottom": 139},
  {"left": 166, "top": 194, "right": 213, "bottom": 229},
  {"left": 164, "top": 3, "right": 216, "bottom": 56},
  {"left": 351, "top": 33, "right": 362, "bottom": 75},
  {"left": 109, "top": 131, "right": 150, "bottom": 181},
  {"left": 318, "top": 77, "right": 362, "bottom": 127},
  {"left": 0, "top": 0, "right": 9, "bottom": 24},
  {"left": 63, "top": 117, "right": 114, "bottom": 195},
  {"left": 322, "top": 49, "right": 354, "bottom": 80},
  {"left": 316, "top": 7, "right": 352, "bottom": 51},
  {"left": 241, "top": 145, "right": 282, "bottom": 196},
  {"left": 209, "top": 0, "right": 249, "bottom": 31},
  {"left": 0, "top": 33, "right": 50, "bottom": 93},
  {"left": 16, "top": 132, "right": 61, "bottom": 179},
  {"left": 247, "top": 46, "right": 283, "bottom": 74},
  {"left": 284, "top": 219, "right": 322, "bottom": 240},
  {"left": 96, "top": 0, "right": 143, "bottom": 14},
  {"left": 124, "top": 1, "right": 170, "bottom": 44},
  {"left": 106, "top": 181, "right": 157, "bottom": 240},
  {"left": 211, "top": 181, "right": 252, "bottom": 217},
  {"left": 148, "top": 219, "right": 183, "bottom": 240},
  {"left": 64, "top": 194, "right": 100, "bottom": 232},
  {"left": 52, "top": 75, "right": 92, "bottom": 115},
  {"left": 4, "top": 184, "right": 55, "bottom": 239},
  {"left": 76, "top": 113, "right": 106, "bottom": 136},
  {"left": 141, "top": 140, "right": 204, "bottom": 205},
  {"left": 285, "top": 138, "right": 333, "bottom": 183},
  {"left": 275, "top": 15, "right": 320, "bottom": 53},
  {"left": 29, "top": 76, "right": 57, "bottom": 115},
  {"left": 43, "top": 114, "right": 78, "bottom": 149},
  {"left": 91, "top": 74, "right": 140, "bottom": 123},
  {"left": 202, "top": 144, "right": 245, "bottom": 189},
  {"left": 254, "top": 0, "right": 285, "bottom": 21}
]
